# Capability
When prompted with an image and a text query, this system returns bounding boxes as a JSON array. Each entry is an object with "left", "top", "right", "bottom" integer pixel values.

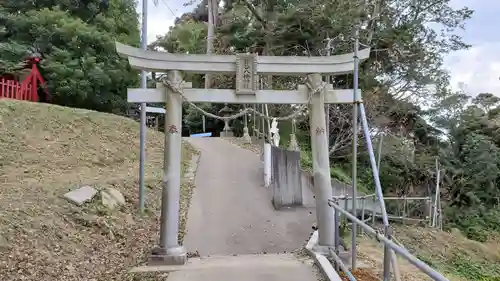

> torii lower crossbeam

[{"left": 128, "top": 85, "right": 362, "bottom": 104}]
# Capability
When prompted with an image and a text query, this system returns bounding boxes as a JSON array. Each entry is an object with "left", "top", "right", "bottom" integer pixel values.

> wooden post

[
  {"left": 403, "top": 196, "right": 407, "bottom": 225},
  {"left": 433, "top": 159, "right": 441, "bottom": 228},
  {"left": 372, "top": 195, "right": 376, "bottom": 226},
  {"left": 426, "top": 197, "right": 432, "bottom": 226},
  {"left": 344, "top": 195, "right": 349, "bottom": 226},
  {"left": 361, "top": 196, "right": 366, "bottom": 235},
  {"left": 308, "top": 73, "right": 334, "bottom": 248},
  {"left": 437, "top": 195, "right": 443, "bottom": 230}
]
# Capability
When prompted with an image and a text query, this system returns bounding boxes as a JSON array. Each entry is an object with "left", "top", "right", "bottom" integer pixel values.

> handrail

[
  {"left": 332, "top": 193, "right": 376, "bottom": 200},
  {"left": 328, "top": 199, "right": 449, "bottom": 281},
  {"left": 384, "top": 196, "right": 430, "bottom": 200},
  {"left": 332, "top": 194, "right": 430, "bottom": 201}
]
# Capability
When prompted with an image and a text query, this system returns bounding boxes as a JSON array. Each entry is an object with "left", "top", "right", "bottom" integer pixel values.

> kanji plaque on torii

[{"left": 235, "top": 53, "right": 258, "bottom": 95}]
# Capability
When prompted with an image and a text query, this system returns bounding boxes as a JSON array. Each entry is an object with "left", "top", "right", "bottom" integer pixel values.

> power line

[{"left": 161, "top": 0, "right": 177, "bottom": 17}]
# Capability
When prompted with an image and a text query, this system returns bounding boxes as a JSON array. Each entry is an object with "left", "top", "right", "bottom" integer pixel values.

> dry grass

[
  {"left": 0, "top": 100, "right": 198, "bottom": 281},
  {"left": 393, "top": 225, "right": 500, "bottom": 280},
  {"left": 349, "top": 224, "right": 500, "bottom": 281},
  {"left": 355, "top": 236, "right": 433, "bottom": 281},
  {"left": 339, "top": 268, "right": 379, "bottom": 281}
]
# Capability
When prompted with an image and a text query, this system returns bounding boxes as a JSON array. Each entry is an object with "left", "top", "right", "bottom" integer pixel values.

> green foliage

[
  {"left": 0, "top": 0, "right": 139, "bottom": 113},
  {"left": 151, "top": 19, "right": 206, "bottom": 54},
  {"left": 299, "top": 149, "right": 313, "bottom": 170},
  {"left": 416, "top": 251, "right": 500, "bottom": 280},
  {"left": 330, "top": 166, "right": 351, "bottom": 184},
  {"left": 448, "top": 254, "right": 500, "bottom": 280},
  {"left": 430, "top": 90, "right": 500, "bottom": 239},
  {"left": 446, "top": 208, "right": 500, "bottom": 242}
]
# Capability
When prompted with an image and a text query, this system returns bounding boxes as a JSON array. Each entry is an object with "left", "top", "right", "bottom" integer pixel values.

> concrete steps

[{"left": 131, "top": 254, "right": 319, "bottom": 281}]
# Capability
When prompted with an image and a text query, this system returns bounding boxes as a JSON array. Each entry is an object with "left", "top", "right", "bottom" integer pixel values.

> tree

[
  {"left": 0, "top": 0, "right": 139, "bottom": 113},
  {"left": 473, "top": 93, "right": 500, "bottom": 113}
]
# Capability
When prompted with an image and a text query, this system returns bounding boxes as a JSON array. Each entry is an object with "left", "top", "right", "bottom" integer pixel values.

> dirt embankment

[{"left": 0, "top": 100, "right": 197, "bottom": 281}]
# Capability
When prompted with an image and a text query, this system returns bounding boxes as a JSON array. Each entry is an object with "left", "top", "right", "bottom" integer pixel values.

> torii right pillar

[{"left": 308, "top": 73, "right": 335, "bottom": 249}]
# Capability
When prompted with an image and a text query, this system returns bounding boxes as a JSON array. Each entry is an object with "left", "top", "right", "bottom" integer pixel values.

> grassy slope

[
  {"left": 0, "top": 100, "right": 196, "bottom": 281},
  {"left": 345, "top": 225, "right": 500, "bottom": 281},
  {"left": 394, "top": 225, "right": 500, "bottom": 280}
]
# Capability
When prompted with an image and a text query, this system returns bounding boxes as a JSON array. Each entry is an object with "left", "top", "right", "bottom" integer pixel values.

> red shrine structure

[{"left": 0, "top": 57, "right": 48, "bottom": 102}]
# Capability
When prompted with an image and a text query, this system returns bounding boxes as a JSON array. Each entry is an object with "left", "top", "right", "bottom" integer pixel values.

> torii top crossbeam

[{"left": 116, "top": 42, "right": 370, "bottom": 76}]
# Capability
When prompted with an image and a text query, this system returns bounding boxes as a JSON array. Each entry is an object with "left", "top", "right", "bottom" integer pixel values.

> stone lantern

[
  {"left": 219, "top": 103, "right": 233, "bottom": 137},
  {"left": 288, "top": 119, "right": 300, "bottom": 151}
]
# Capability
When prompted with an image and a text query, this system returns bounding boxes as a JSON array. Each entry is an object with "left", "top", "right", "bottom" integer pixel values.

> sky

[{"left": 137, "top": 0, "right": 500, "bottom": 97}]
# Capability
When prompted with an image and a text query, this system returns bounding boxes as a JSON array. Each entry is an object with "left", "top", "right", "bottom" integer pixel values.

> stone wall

[
  {"left": 270, "top": 145, "right": 303, "bottom": 209},
  {"left": 268, "top": 144, "right": 353, "bottom": 209},
  {"left": 299, "top": 169, "right": 351, "bottom": 207}
]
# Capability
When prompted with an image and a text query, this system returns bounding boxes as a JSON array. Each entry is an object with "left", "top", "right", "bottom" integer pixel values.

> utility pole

[
  {"left": 325, "top": 38, "right": 332, "bottom": 143},
  {"left": 206, "top": 0, "right": 217, "bottom": 88},
  {"left": 138, "top": 0, "right": 148, "bottom": 212},
  {"left": 205, "top": 0, "right": 217, "bottom": 134}
]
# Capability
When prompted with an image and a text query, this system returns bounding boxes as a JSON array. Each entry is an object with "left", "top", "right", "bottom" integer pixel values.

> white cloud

[
  {"left": 136, "top": 0, "right": 192, "bottom": 44},
  {"left": 444, "top": 42, "right": 500, "bottom": 96}
]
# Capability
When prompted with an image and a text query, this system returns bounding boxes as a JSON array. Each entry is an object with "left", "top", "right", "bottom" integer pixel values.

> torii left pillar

[{"left": 150, "top": 70, "right": 187, "bottom": 265}]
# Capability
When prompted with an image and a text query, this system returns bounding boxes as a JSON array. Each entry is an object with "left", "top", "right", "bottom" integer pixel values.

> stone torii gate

[{"left": 116, "top": 42, "right": 370, "bottom": 265}]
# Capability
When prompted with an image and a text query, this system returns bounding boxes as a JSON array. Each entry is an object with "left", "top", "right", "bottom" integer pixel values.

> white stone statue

[{"left": 270, "top": 118, "right": 280, "bottom": 146}]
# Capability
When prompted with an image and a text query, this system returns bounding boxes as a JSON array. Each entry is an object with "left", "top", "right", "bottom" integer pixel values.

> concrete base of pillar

[
  {"left": 305, "top": 230, "right": 369, "bottom": 280},
  {"left": 149, "top": 246, "right": 187, "bottom": 266},
  {"left": 312, "top": 244, "right": 332, "bottom": 256},
  {"left": 336, "top": 251, "right": 355, "bottom": 269}
]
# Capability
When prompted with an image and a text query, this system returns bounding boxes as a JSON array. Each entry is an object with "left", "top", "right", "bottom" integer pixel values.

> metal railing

[
  {"left": 328, "top": 198, "right": 449, "bottom": 281},
  {"left": 332, "top": 194, "right": 433, "bottom": 232}
]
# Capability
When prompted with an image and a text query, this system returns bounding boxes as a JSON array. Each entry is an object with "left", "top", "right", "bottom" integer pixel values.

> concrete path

[
  {"left": 165, "top": 253, "right": 317, "bottom": 281},
  {"left": 166, "top": 138, "right": 318, "bottom": 281},
  {"left": 182, "top": 138, "right": 316, "bottom": 256}
]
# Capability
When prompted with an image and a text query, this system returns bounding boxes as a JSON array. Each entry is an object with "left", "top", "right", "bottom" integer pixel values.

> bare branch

[
  {"left": 365, "top": 0, "right": 382, "bottom": 44},
  {"left": 241, "top": 0, "right": 264, "bottom": 24}
]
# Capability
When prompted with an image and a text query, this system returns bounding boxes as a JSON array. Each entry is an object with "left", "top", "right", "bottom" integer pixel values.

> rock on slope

[{"left": 0, "top": 100, "right": 194, "bottom": 281}]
